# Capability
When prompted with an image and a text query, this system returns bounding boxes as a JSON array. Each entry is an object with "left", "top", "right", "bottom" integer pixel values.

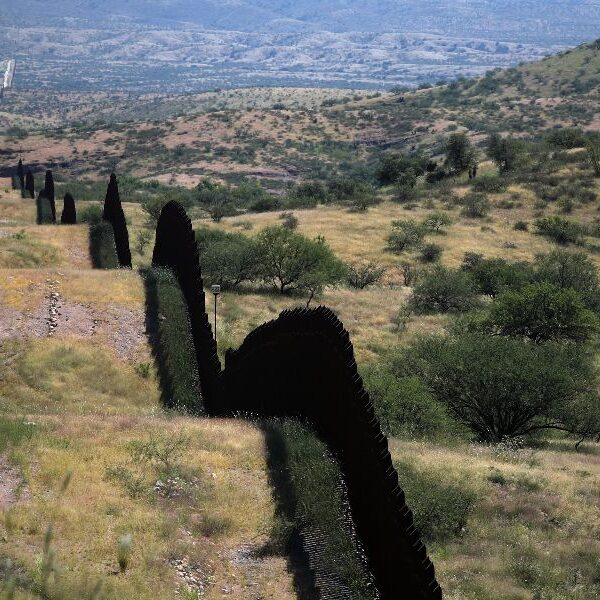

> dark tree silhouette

[
  {"left": 44, "top": 170, "right": 56, "bottom": 222},
  {"left": 25, "top": 170, "right": 35, "bottom": 199},
  {"left": 102, "top": 173, "right": 132, "bottom": 267},
  {"left": 16, "top": 159, "right": 25, "bottom": 195},
  {"left": 61, "top": 193, "right": 77, "bottom": 224}
]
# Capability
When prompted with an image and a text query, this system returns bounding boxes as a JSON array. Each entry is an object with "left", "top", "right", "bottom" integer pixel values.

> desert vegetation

[{"left": 2, "top": 37, "right": 600, "bottom": 600}]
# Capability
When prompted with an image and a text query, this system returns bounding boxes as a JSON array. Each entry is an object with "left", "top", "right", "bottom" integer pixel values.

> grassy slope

[
  {"left": 1, "top": 155, "right": 599, "bottom": 600},
  {"left": 2, "top": 39, "right": 600, "bottom": 597},
  {"left": 0, "top": 181, "right": 296, "bottom": 599}
]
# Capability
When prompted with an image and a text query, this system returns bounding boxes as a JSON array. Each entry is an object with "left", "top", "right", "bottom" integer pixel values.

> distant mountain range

[
  {"left": 4, "top": 1, "right": 600, "bottom": 43},
  {"left": 2, "top": 1, "right": 600, "bottom": 92}
]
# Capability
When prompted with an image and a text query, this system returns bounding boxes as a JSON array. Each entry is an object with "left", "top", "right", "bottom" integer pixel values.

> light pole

[{"left": 211, "top": 285, "right": 221, "bottom": 341}]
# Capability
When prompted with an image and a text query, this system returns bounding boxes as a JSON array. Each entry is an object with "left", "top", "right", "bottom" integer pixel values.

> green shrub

[
  {"left": 392, "top": 183, "right": 418, "bottom": 204},
  {"left": 287, "top": 181, "right": 328, "bottom": 208},
  {"left": 387, "top": 220, "right": 425, "bottom": 253},
  {"left": 278, "top": 212, "right": 298, "bottom": 230},
  {"left": 375, "top": 152, "right": 429, "bottom": 185},
  {"left": 534, "top": 216, "right": 585, "bottom": 245},
  {"left": 363, "top": 368, "right": 454, "bottom": 438},
  {"left": 0, "top": 418, "right": 36, "bottom": 453},
  {"left": 487, "top": 133, "right": 523, "bottom": 173},
  {"left": 487, "top": 283, "right": 599, "bottom": 343},
  {"left": 249, "top": 195, "right": 282, "bottom": 213},
  {"left": 462, "top": 254, "right": 533, "bottom": 298},
  {"left": 444, "top": 133, "right": 476, "bottom": 174},
  {"left": 421, "top": 211, "right": 452, "bottom": 234},
  {"left": 395, "top": 461, "right": 477, "bottom": 543},
  {"left": 471, "top": 174, "right": 508, "bottom": 194},
  {"left": 327, "top": 179, "right": 377, "bottom": 210},
  {"left": 534, "top": 249, "right": 600, "bottom": 312},
  {"left": 460, "top": 192, "right": 490, "bottom": 218},
  {"left": 89, "top": 221, "right": 118, "bottom": 269},
  {"left": 141, "top": 197, "right": 170, "bottom": 228},
  {"left": 197, "top": 515, "right": 232, "bottom": 538},
  {"left": 79, "top": 204, "right": 103, "bottom": 224},
  {"left": 545, "top": 127, "right": 586, "bottom": 149},
  {"left": 410, "top": 266, "right": 479, "bottom": 313},
  {"left": 557, "top": 196, "right": 574, "bottom": 214},
  {"left": 514, "top": 220, "right": 529, "bottom": 231},
  {"left": 346, "top": 262, "right": 385, "bottom": 289},
  {"left": 395, "top": 333, "right": 599, "bottom": 442},
  {"left": 196, "top": 228, "right": 258, "bottom": 289},
  {"left": 420, "top": 243, "right": 443, "bottom": 263},
  {"left": 117, "top": 534, "right": 133, "bottom": 573},
  {"left": 254, "top": 226, "right": 346, "bottom": 296}
]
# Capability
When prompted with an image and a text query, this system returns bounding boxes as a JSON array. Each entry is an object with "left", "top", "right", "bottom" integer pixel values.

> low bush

[
  {"left": 462, "top": 253, "right": 533, "bottom": 298},
  {"left": 0, "top": 417, "right": 36, "bottom": 453},
  {"left": 545, "top": 127, "right": 586, "bottom": 149},
  {"left": 278, "top": 212, "right": 298, "bottom": 230},
  {"left": 410, "top": 266, "right": 479, "bottom": 313},
  {"left": 195, "top": 227, "right": 258, "bottom": 289},
  {"left": 393, "top": 183, "right": 418, "bottom": 204},
  {"left": 420, "top": 243, "right": 443, "bottom": 263},
  {"left": 421, "top": 211, "right": 452, "bottom": 234},
  {"left": 487, "top": 283, "right": 599, "bottom": 343},
  {"left": 514, "top": 220, "right": 528, "bottom": 231},
  {"left": 286, "top": 181, "right": 327, "bottom": 208},
  {"left": 364, "top": 367, "right": 454, "bottom": 438},
  {"left": 534, "top": 216, "right": 585, "bottom": 245},
  {"left": 254, "top": 226, "right": 346, "bottom": 298},
  {"left": 394, "top": 333, "right": 600, "bottom": 442},
  {"left": 249, "top": 195, "right": 282, "bottom": 213},
  {"left": 471, "top": 174, "right": 508, "bottom": 194},
  {"left": 460, "top": 193, "right": 490, "bottom": 218},
  {"left": 387, "top": 220, "right": 425, "bottom": 253},
  {"left": 79, "top": 204, "right": 103, "bottom": 224},
  {"left": 534, "top": 249, "right": 600, "bottom": 312},
  {"left": 346, "top": 262, "right": 386, "bottom": 289}
]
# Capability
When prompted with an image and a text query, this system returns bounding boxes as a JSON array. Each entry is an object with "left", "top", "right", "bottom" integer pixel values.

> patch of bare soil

[
  {"left": 0, "top": 304, "right": 47, "bottom": 341},
  {"left": 0, "top": 457, "right": 27, "bottom": 512},
  {"left": 0, "top": 278, "right": 146, "bottom": 359}
]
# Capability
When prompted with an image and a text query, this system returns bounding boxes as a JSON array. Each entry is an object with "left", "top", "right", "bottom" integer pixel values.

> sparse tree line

[
  {"left": 144, "top": 125, "right": 600, "bottom": 223},
  {"left": 195, "top": 224, "right": 352, "bottom": 307}
]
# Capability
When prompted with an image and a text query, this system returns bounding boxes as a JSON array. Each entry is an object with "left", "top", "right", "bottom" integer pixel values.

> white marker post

[{"left": 211, "top": 285, "right": 221, "bottom": 341}]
